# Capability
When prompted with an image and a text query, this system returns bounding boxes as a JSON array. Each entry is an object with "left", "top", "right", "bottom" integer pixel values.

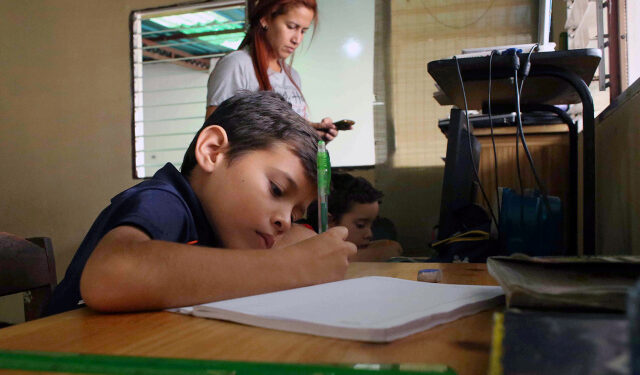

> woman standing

[{"left": 206, "top": 0, "right": 342, "bottom": 141}]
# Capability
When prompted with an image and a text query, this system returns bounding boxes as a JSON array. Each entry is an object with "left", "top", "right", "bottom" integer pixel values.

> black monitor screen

[{"left": 437, "top": 108, "right": 481, "bottom": 240}]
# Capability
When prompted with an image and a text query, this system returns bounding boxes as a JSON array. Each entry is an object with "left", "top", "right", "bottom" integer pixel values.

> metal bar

[
  {"left": 137, "top": 162, "right": 183, "bottom": 169},
  {"left": 141, "top": 20, "right": 244, "bottom": 35},
  {"left": 137, "top": 147, "right": 188, "bottom": 153},
  {"left": 142, "top": 52, "right": 226, "bottom": 64},
  {"left": 131, "top": 13, "right": 143, "bottom": 180},
  {"left": 137, "top": 101, "right": 206, "bottom": 108},
  {"left": 145, "top": 28, "right": 244, "bottom": 42},
  {"left": 136, "top": 132, "right": 197, "bottom": 138},
  {"left": 607, "top": 0, "right": 622, "bottom": 99},
  {"left": 136, "top": 0, "right": 244, "bottom": 18},
  {"left": 136, "top": 116, "right": 204, "bottom": 123},
  {"left": 538, "top": 0, "right": 551, "bottom": 45},
  {"left": 143, "top": 50, "right": 208, "bottom": 71},
  {"left": 141, "top": 38, "right": 232, "bottom": 50},
  {"left": 143, "top": 38, "right": 211, "bottom": 67},
  {"left": 135, "top": 86, "right": 207, "bottom": 94},
  {"left": 596, "top": 0, "right": 607, "bottom": 91},
  {"left": 522, "top": 104, "right": 578, "bottom": 255},
  {"left": 529, "top": 66, "right": 596, "bottom": 255}
]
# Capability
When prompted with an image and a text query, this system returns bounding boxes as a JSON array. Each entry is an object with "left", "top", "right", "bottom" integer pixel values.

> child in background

[
  {"left": 46, "top": 91, "right": 356, "bottom": 315},
  {"left": 306, "top": 173, "right": 403, "bottom": 261}
]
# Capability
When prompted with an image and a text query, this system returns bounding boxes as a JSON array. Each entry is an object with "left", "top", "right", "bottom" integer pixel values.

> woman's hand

[{"left": 310, "top": 117, "right": 338, "bottom": 142}]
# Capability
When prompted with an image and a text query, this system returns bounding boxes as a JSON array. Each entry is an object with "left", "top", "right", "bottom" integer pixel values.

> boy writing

[{"left": 46, "top": 91, "right": 356, "bottom": 315}]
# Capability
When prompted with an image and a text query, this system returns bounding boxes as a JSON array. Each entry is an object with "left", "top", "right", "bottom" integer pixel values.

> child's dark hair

[
  {"left": 306, "top": 173, "right": 383, "bottom": 231},
  {"left": 181, "top": 91, "right": 319, "bottom": 182}
]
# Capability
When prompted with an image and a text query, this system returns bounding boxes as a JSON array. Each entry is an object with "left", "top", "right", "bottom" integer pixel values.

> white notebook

[{"left": 172, "top": 276, "right": 504, "bottom": 343}]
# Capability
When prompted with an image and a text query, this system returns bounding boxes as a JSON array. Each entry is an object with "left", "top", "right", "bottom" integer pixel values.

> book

[
  {"left": 172, "top": 276, "right": 504, "bottom": 343},
  {"left": 489, "top": 310, "right": 628, "bottom": 375},
  {"left": 487, "top": 254, "right": 640, "bottom": 311}
]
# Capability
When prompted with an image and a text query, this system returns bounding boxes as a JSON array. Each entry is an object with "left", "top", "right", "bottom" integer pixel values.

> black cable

[
  {"left": 453, "top": 56, "right": 499, "bottom": 229},
  {"left": 512, "top": 44, "right": 538, "bottom": 201},
  {"left": 519, "top": 43, "right": 539, "bottom": 94},
  {"left": 510, "top": 53, "right": 525, "bottom": 198},
  {"left": 512, "top": 45, "right": 552, "bottom": 214},
  {"left": 513, "top": 68, "right": 553, "bottom": 214},
  {"left": 515, "top": 45, "right": 539, "bottom": 203},
  {"left": 515, "top": 117, "right": 525, "bottom": 225},
  {"left": 515, "top": 120, "right": 524, "bottom": 196},
  {"left": 488, "top": 50, "right": 501, "bottom": 218}
]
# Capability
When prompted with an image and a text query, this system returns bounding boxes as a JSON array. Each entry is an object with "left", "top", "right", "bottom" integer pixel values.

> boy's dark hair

[
  {"left": 306, "top": 172, "right": 383, "bottom": 230},
  {"left": 181, "top": 91, "right": 319, "bottom": 182}
]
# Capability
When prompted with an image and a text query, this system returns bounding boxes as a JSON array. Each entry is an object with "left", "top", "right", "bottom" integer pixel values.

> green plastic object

[
  {"left": 317, "top": 140, "right": 331, "bottom": 233},
  {"left": 0, "top": 349, "right": 456, "bottom": 375}
]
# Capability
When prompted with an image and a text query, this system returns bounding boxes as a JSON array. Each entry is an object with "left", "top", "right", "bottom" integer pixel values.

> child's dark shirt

[{"left": 45, "top": 163, "right": 221, "bottom": 315}]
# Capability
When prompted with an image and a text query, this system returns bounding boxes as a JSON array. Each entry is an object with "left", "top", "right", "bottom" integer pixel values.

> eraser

[{"left": 417, "top": 269, "right": 442, "bottom": 283}]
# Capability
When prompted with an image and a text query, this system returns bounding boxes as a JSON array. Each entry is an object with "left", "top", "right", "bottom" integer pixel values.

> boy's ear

[{"left": 195, "top": 125, "right": 229, "bottom": 173}]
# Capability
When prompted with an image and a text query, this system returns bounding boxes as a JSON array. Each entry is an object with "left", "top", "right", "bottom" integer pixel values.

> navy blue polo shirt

[{"left": 45, "top": 163, "right": 221, "bottom": 316}]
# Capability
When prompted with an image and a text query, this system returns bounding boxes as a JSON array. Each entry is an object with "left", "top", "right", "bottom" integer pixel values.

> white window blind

[{"left": 131, "top": 0, "right": 246, "bottom": 178}]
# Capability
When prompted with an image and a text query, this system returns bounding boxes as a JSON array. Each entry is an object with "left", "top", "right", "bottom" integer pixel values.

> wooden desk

[{"left": 0, "top": 263, "right": 499, "bottom": 375}]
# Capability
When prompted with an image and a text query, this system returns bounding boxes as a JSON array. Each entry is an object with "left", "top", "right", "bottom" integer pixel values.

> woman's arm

[{"left": 206, "top": 51, "right": 252, "bottom": 118}]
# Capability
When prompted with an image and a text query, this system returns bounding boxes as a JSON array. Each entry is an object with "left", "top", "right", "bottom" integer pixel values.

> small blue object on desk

[
  {"left": 499, "top": 187, "right": 563, "bottom": 256},
  {"left": 417, "top": 269, "right": 442, "bottom": 283}
]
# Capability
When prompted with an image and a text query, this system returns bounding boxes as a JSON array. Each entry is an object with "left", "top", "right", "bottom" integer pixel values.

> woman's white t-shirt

[{"left": 206, "top": 49, "right": 308, "bottom": 118}]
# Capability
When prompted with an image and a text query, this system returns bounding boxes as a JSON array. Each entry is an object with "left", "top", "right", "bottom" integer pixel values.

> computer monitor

[{"left": 437, "top": 108, "right": 482, "bottom": 241}]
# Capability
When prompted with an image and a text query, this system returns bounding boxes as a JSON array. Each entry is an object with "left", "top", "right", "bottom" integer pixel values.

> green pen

[{"left": 317, "top": 140, "right": 331, "bottom": 233}]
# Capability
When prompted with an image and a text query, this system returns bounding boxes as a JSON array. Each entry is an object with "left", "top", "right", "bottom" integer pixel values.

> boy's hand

[
  {"left": 349, "top": 239, "right": 403, "bottom": 262},
  {"left": 282, "top": 226, "right": 357, "bottom": 285},
  {"left": 272, "top": 223, "right": 316, "bottom": 248}
]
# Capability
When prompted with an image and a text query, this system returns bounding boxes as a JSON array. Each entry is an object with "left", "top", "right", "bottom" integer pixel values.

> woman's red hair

[{"left": 239, "top": 0, "right": 318, "bottom": 92}]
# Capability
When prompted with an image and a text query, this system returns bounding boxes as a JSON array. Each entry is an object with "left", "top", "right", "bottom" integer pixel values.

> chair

[{"left": 0, "top": 232, "right": 57, "bottom": 323}]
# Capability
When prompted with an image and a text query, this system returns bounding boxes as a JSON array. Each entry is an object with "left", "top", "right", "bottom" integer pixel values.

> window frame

[{"left": 129, "top": 0, "right": 246, "bottom": 179}]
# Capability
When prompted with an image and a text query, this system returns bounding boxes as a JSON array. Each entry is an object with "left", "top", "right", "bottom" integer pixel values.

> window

[
  {"left": 620, "top": 0, "right": 639, "bottom": 90},
  {"left": 131, "top": 1, "right": 245, "bottom": 178},
  {"left": 565, "top": 0, "right": 640, "bottom": 102}
]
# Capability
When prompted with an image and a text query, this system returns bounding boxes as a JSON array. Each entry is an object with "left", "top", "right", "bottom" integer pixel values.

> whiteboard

[{"left": 292, "top": 0, "right": 375, "bottom": 167}]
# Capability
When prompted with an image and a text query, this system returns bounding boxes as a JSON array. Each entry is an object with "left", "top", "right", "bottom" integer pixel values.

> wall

[
  {"left": 595, "top": 77, "right": 640, "bottom": 255},
  {"left": 0, "top": 0, "right": 187, "bottom": 324},
  {"left": 293, "top": 0, "right": 376, "bottom": 168}
]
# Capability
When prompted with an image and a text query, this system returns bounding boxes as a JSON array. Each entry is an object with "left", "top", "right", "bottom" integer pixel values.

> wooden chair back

[{"left": 0, "top": 232, "right": 57, "bottom": 321}]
